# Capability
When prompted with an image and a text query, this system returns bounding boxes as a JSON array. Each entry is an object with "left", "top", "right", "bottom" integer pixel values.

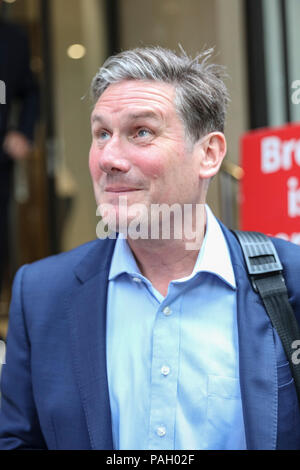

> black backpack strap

[{"left": 232, "top": 229, "right": 300, "bottom": 403}]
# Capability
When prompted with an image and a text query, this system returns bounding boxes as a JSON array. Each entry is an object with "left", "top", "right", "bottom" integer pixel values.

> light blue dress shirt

[{"left": 106, "top": 206, "right": 247, "bottom": 450}]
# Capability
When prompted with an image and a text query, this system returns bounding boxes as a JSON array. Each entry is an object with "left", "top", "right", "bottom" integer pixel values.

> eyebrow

[
  {"left": 126, "top": 111, "right": 161, "bottom": 121},
  {"left": 91, "top": 114, "right": 105, "bottom": 125},
  {"left": 91, "top": 110, "right": 161, "bottom": 124}
]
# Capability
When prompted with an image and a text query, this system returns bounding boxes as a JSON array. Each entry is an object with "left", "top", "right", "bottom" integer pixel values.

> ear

[{"left": 195, "top": 132, "right": 227, "bottom": 179}]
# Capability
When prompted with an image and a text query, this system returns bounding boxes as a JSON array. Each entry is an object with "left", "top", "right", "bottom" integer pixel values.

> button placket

[{"left": 148, "top": 303, "right": 179, "bottom": 449}]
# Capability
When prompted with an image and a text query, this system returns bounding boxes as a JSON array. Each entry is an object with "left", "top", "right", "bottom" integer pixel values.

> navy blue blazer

[{"left": 0, "top": 222, "right": 300, "bottom": 450}]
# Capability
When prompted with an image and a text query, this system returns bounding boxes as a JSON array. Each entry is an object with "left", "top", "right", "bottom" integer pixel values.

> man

[
  {"left": 0, "top": 47, "right": 300, "bottom": 450},
  {"left": 0, "top": 9, "right": 39, "bottom": 292}
]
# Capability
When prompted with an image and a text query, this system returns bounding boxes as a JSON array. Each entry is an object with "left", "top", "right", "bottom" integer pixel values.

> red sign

[{"left": 240, "top": 123, "right": 300, "bottom": 245}]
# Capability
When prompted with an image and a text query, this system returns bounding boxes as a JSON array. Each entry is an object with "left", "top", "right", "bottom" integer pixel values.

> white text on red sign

[{"left": 261, "top": 136, "right": 300, "bottom": 174}]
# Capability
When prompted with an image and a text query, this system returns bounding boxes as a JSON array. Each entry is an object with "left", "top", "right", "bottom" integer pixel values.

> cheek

[
  {"left": 89, "top": 146, "right": 102, "bottom": 181},
  {"left": 136, "top": 148, "right": 166, "bottom": 179}
]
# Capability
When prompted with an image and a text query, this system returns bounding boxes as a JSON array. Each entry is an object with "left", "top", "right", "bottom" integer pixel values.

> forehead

[{"left": 91, "top": 80, "right": 177, "bottom": 121}]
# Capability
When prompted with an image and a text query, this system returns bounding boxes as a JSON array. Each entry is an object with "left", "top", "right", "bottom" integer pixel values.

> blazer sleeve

[{"left": 0, "top": 266, "right": 47, "bottom": 450}]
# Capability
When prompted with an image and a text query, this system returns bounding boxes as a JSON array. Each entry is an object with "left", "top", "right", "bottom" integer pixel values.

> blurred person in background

[{"left": 0, "top": 0, "right": 39, "bottom": 296}]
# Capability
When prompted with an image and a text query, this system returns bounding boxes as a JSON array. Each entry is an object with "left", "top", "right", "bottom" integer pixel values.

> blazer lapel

[
  {"left": 220, "top": 223, "right": 278, "bottom": 450},
  {"left": 66, "top": 238, "right": 116, "bottom": 450}
]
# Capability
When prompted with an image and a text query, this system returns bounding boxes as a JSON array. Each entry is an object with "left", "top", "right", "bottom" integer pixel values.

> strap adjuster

[
  {"left": 250, "top": 271, "right": 285, "bottom": 293},
  {"left": 233, "top": 230, "right": 283, "bottom": 292}
]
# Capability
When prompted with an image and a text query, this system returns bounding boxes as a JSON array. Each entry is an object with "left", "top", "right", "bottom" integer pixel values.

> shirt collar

[
  {"left": 108, "top": 205, "right": 236, "bottom": 289},
  {"left": 194, "top": 205, "right": 236, "bottom": 289},
  {"left": 108, "top": 233, "right": 140, "bottom": 281}
]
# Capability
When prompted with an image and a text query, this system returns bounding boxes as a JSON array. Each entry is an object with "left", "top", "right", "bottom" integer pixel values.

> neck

[{"left": 127, "top": 204, "right": 206, "bottom": 296}]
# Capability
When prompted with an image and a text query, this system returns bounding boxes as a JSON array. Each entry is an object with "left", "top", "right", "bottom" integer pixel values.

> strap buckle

[{"left": 233, "top": 230, "right": 283, "bottom": 292}]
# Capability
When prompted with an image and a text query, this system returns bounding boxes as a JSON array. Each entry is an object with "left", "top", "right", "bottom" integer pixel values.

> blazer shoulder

[
  {"left": 220, "top": 221, "right": 300, "bottom": 271},
  {"left": 219, "top": 221, "right": 300, "bottom": 283},
  {"left": 11, "top": 238, "right": 116, "bottom": 323},
  {"left": 19, "top": 239, "right": 110, "bottom": 289},
  {"left": 270, "top": 237, "right": 300, "bottom": 288},
  {"left": 271, "top": 237, "right": 300, "bottom": 270},
  {"left": 270, "top": 237, "right": 300, "bottom": 326}
]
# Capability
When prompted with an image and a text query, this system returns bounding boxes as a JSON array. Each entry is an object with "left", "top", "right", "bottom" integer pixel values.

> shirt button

[
  {"left": 161, "top": 365, "right": 170, "bottom": 376},
  {"left": 156, "top": 426, "right": 166, "bottom": 437},
  {"left": 132, "top": 277, "right": 142, "bottom": 283},
  {"left": 163, "top": 306, "right": 172, "bottom": 316}
]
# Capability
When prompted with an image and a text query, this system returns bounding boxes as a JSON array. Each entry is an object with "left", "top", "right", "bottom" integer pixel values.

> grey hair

[{"left": 91, "top": 46, "right": 229, "bottom": 142}]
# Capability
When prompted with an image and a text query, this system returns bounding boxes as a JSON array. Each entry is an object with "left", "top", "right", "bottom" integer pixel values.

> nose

[{"left": 97, "top": 135, "right": 131, "bottom": 175}]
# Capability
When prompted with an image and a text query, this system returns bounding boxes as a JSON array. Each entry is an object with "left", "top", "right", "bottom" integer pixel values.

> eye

[
  {"left": 135, "top": 128, "right": 152, "bottom": 139},
  {"left": 98, "top": 130, "right": 111, "bottom": 140}
]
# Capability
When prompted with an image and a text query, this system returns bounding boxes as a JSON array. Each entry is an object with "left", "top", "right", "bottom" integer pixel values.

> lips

[{"left": 105, "top": 187, "right": 141, "bottom": 192}]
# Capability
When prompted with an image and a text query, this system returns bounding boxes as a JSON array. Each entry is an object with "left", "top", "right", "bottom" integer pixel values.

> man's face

[{"left": 89, "top": 80, "right": 205, "bottom": 230}]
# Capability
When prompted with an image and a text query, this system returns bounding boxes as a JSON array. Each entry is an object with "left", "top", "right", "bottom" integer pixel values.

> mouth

[{"left": 104, "top": 187, "right": 142, "bottom": 193}]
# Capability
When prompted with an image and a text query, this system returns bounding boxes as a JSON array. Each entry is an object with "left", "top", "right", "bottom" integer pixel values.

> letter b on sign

[{"left": 261, "top": 137, "right": 281, "bottom": 174}]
